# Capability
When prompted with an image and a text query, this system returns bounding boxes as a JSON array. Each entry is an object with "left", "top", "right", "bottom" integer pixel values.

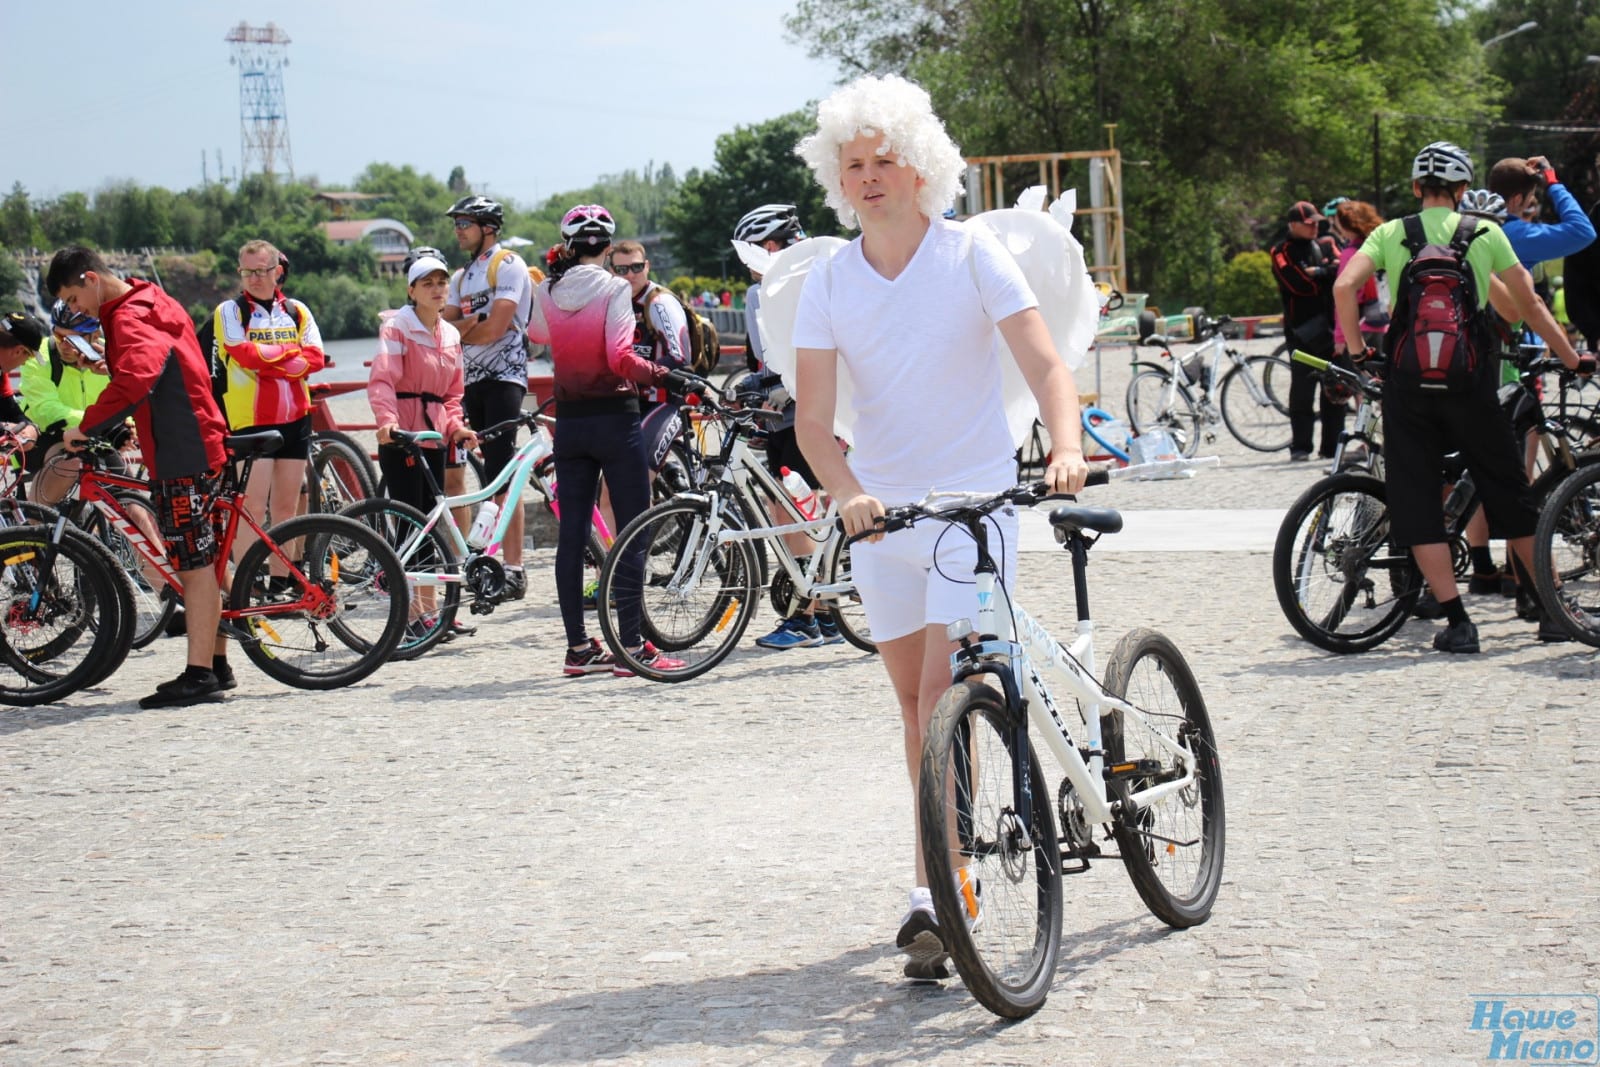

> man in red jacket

[{"left": 48, "top": 246, "right": 234, "bottom": 709}]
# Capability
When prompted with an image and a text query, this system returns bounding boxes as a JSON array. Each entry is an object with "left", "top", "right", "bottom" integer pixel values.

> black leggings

[{"left": 553, "top": 411, "right": 651, "bottom": 648}]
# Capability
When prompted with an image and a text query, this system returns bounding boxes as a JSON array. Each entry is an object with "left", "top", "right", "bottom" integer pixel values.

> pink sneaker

[
  {"left": 564, "top": 638, "right": 617, "bottom": 676},
  {"left": 613, "top": 641, "right": 686, "bottom": 676}
]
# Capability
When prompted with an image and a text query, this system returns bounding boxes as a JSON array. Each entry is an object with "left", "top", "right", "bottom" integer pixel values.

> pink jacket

[{"left": 368, "top": 306, "right": 467, "bottom": 445}]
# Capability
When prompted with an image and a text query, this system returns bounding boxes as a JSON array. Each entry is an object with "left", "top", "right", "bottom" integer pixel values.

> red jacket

[{"left": 82, "top": 279, "right": 229, "bottom": 480}]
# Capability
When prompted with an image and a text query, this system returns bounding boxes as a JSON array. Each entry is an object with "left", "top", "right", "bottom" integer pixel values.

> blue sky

[{"left": 2, "top": 1, "right": 843, "bottom": 207}]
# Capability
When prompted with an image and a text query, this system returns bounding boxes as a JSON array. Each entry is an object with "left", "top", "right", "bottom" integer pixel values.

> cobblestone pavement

[{"left": 4, "top": 341, "right": 1599, "bottom": 1065}]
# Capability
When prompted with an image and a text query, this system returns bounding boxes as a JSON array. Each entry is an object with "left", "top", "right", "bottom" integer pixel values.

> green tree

[
  {"left": 37, "top": 192, "right": 92, "bottom": 246},
  {"left": 1477, "top": 0, "right": 1600, "bottom": 166},
  {"left": 1, "top": 183, "right": 41, "bottom": 249},
  {"left": 663, "top": 110, "right": 841, "bottom": 276},
  {"left": 0, "top": 247, "right": 27, "bottom": 315}
]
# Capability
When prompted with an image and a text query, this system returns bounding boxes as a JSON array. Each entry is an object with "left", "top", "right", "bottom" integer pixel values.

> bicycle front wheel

[
  {"left": 597, "top": 498, "right": 758, "bottom": 681},
  {"left": 306, "top": 432, "right": 378, "bottom": 514},
  {"left": 229, "top": 513, "right": 409, "bottom": 689},
  {"left": 1125, "top": 367, "right": 1201, "bottom": 457},
  {"left": 1102, "top": 628, "right": 1224, "bottom": 928},
  {"left": 1531, "top": 462, "right": 1600, "bottom": 647},
  {"left": 1272, "top": 472, "right": 1418, "bottom": 652},
  {"left": 76, "top": 491, "right": 176, "bottom": 650},
  {"left": 920, "top": 679, "right": 1062, "bottom": 1019},
  {"left": 1219, "top": 355, "right": 1293, "bottom": 452},
  {"left": 339, "top": 498, "right": 462, "bottom": 660}
]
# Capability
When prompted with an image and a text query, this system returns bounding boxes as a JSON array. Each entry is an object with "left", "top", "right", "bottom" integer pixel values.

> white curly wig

[{"left": 795, "top": 74, "right": 966, "bottom": 230}]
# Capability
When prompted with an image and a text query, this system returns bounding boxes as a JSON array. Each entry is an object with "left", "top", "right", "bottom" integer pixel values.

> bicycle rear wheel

[
  {"left": 597, "top": 498, "right": 758, "bottom": 681},
  {"left": 339, "top": 498, "right": 462, "bottom": 660},
  {"left": 1101, "top": 628, "right": 1224, "bottom": 927},
  {"left": 1218, "top": 355, "right": 1293, "bottom": 452},
  {"left": 0, "top": 524, "right": 134, "bottom": 706},
  {"left": 920, "top": 679, "right": 1062, "bottom": 1019},
  {"left": 229, "top": 513, "right": 408, "bottom": 689},
  {"left": 306, "top": 432, "right": 378, "bottom": 514},
  {"left": 1125, "top": 367, "right": 1202, "bottom": 457},
  {"left": 1531, "top": 462, "right": 1600, "bottom": 647},
  {"left": 1272, "top": 473, "right": 1418, "bottom": 652}
]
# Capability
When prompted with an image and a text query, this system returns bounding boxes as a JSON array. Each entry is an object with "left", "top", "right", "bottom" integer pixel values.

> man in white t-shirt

[
  {"left": 443, "top": 195, "right": 534, "bottom": 598},
  {"left": 791, "top": 74, "right": 1089, "bottom": 980}
]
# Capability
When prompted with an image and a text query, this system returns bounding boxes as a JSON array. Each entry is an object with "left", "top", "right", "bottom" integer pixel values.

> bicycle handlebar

[
  {"left": 842, "top": 474, "right": 1113, "bottom": 547},
  {"left": 1290, "top": 349, "right": 1384, "bottom": 401}
]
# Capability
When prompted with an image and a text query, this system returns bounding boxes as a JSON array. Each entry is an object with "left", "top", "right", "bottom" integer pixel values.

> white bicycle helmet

[
  {"left": 733, "top": 203, "right": 805, "bottom": 246},
  {"left": 1412, "top": 141, "right": 1474, "bottom": 184},
  {"left": 1458, "top": 188, "right": 1507, "bottom": 221},
  {"left": 560, "top": 204, "right": 615, "bottom": 248}
]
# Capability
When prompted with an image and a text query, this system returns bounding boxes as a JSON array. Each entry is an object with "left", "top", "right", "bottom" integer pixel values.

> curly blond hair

[{"left": 795, "top": 74, "right": 966, "bottom": 230}]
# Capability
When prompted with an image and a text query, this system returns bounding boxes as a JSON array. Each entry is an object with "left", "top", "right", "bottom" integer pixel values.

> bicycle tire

[
  {"left": 77, "top": 491, "right": 176, "bottom": 650},
  {"left": 1218, "top": 354, "right": 1293, "bottom": 452},
  {"left": 306, "top": 434, "right": 378, "bottom": 514},
  {"left": 0, "top": 524, "right": 134, "bottom": 706},
  {"left": 597, "top": 498, "right": 758, "bottom": 681},
  {"left": 229, "top": 513, "right": 408, "bottom": 689},
  {"left": 1125, "top": 366, "right": 1202, "bottom": 458},
  {"left": 1530, "top": 461, "right": 1600, "bottom": 647},
  {"left": 338, "top": 497, "right": 462, "bottom": 661},
  {"left": 1101, "top": 628, "right": 1225, "bottom": 928},
  {"left": 920, "top": 679, "right": 1062, "bottom": 1019},
  {"left": 821, "top": 532, "right": 875, "bottom": 653},
  {"left": 1272, "top": 472, "right": 1419, "bottom": 653}
]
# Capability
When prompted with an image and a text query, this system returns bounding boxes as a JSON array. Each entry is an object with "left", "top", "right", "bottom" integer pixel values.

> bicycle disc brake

[{"left": 464, "top": 555, "right": 506, "bottom": 614}]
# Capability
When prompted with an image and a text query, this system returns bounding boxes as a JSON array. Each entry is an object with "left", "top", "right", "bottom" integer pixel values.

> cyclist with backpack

[
  {"left": 1332, "top": 141, "right": 1595, "bottom": 653},
  {"left": 443, "top": 195, "right": 533, "bottom": 601},
  {"left": 607, "top": 240, "right": 692, "bottom": 480}
]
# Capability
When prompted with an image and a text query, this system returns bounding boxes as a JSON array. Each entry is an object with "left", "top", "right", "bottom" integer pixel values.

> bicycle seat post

[{"left": 1066, "top": 533, "right": 1092, "bottom": 624}]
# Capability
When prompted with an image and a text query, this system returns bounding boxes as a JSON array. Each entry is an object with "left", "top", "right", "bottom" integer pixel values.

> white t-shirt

[
  {"left": 447, "top": 243, "right": 533, "bottom": 387},
  {"left": 791, "top": 217, "right": 1036, "bottom": 496}
]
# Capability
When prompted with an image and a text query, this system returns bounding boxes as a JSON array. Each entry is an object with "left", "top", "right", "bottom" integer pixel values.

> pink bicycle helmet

[{"left": 560, "top": 204, "right": 616, "bottom": 249}]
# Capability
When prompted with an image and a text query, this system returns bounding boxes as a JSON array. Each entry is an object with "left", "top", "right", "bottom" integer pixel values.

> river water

[{"left": 319, "top": 337, "right": 552, "bottom": 386}]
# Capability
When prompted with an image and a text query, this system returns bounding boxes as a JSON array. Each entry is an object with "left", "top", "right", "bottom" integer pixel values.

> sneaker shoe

[
  {"left": 406, "top": 617, "right": 439, "bottom": 642},
  {"left": 1411, "top": 590, "right": 1445, "bottom": 620},
  {"left": 504, "top": 568, "right": 527, "bottom": 601},
  {"left": 755, "top": 616, "right": 824, "bottom": 649},
  {"left": 1289, "top": 450, "right": 1311, "bottom": 462},
  {"left": 448, "top": 618, "right": 477, "bottom": 639},
  {"left": 896, "top": 888, "right": 947, "bottom": 971},
  {"left": 563, "top": 638, "right": 616, "bottom": 676},
  {"left": 1432, "top": 619, "right": 1480, "bottom": 654},
  {"left": 139, "top": 670, "right": 225, "bottom": 709},
  {"left": 214, "top": 663, "right": 238, "bottom": 692},
  {"left": 613, "top": 641, "right": 687, "bottom": 676},
  {"left": 816, "top": 616, "right": 844, "bottom": 646},
  {"left": 1537, "top": 611, "right": 1573, "bottom": 643},
  {"left": 1515, "top": 586, "right": 1542, "bottom": 622},
  {"left": 1467, "top": 571, "right": 1507, "bottom": 596},
  {"left": 163, "top": 607, "right": 187, "bottom": 638}
]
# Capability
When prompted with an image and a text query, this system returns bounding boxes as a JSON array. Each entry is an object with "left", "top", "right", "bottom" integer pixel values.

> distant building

[
  {"left": 313, "top": 191, "right": 388, "bottom": 218},
  {"left": 321, "top": 218, "right": 415, "bottom": 274}
]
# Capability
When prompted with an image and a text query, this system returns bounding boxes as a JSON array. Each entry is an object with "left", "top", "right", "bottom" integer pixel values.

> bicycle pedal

[
  {"left": 1104, "top": 758, "right": 1162, "bottom": 781},
  {"left": 469, "top": 601, "right": 496, "bottom": 616}
]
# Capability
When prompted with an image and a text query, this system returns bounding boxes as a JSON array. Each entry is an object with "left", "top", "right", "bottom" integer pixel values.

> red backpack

[{"left": 1383, "top": 214, "right": 1488, "bottom": 394}]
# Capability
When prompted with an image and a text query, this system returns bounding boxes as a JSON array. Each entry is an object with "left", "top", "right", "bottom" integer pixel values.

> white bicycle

[{"left": 867, "top": 471, "right": 1225, "bottom": 1018}]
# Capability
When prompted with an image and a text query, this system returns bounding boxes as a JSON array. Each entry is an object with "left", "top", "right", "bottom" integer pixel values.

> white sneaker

[{"left": 896, "top": 887, "right": 946, "bottom": 974}]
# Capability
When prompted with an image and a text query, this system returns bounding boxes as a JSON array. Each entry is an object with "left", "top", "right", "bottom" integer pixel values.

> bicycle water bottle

[
  {"left": 780, "top": 467, "right": 817, "bottom": 519},
  {"left": 467, "top": 500, "right": 500, "bottom": 549}
]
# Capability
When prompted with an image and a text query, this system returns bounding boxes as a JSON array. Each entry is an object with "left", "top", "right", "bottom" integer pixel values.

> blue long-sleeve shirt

[{"left": 1502, "top": 181, "right": 1596, "bottom": 267}]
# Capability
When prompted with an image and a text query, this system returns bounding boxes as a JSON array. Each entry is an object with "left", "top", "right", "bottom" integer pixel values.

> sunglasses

[
  {"left": 612, "top": 262, "right": 648, "bottom": 275},
  {"left": 238, "top": 267, "right": 276, "bottom": 279},
  {"left": 453, "top": 218, "right": 479, "bottom": 230}
]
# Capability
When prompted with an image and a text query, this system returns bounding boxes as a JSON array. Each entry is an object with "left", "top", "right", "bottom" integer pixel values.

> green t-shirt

[{"left": 1358, "top": 206, "right": 1519, "bottom": 310}]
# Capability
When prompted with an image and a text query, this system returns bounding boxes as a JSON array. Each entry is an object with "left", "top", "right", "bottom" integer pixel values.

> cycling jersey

[
  {"left": 630, "top": 282, "right": 690, "bottom": 368},
  {"left": 527, "top": 264, "right": 667, "bottom": 414},
  {"left": 448, "top": 242, "right": 533, "bottom": 387},
  {"left": 215, "top": 291, "right": 326, "bottom": 430}
]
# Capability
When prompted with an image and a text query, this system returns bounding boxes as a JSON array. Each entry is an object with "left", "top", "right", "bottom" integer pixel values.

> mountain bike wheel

[
  {"left": 0, "top": 524, "right": 134, "bottom": 706},
  {"left": 306, "top": 433, "right": 378, "bottom": 514},
  {"left": 1101, "top": 628, "right": 1224, "bottom": 928},
  {"left": 76, "top": 491, "right": 176, "bottom": 650},
  {"left": 597, "top": 498, "right": 758, "bottom": 682},
  {"left": 920, "top": 679, "right": 1061, "bottom": 1019},
  {"left": 230, "top": 513, "right": 408, "bottom": 689},
  {"left": 1272, "top": 472, "right": 1419, "bottom": 653},
  {"left": 1125, "top": 367, "right": 1201, "bottom": 457},
  {"left": 338, "top": 498, "right": 461, "bottom": 661},
  {"left": 821, "top": 533, "right": 874, "bottom": 653},
  {"left": 1218, "top": 354, "right": 1293, "bottom": 452},
  {"left": 1531, "top": 462, "right": 1600, "bottom": 647}
]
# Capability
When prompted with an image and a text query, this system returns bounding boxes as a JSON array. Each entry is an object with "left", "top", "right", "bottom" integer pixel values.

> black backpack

[{"left": 1383, "top": 214, "right": 1488, "bottom": 394}]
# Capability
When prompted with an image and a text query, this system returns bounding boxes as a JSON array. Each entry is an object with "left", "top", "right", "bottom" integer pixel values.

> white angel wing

[
  {"left": 730, "top": 239, "right": 774, "bottom": 277},
  {"left": 964, "top": 191, "right": 1099, "bottom": 445},
  {"left": 751, "top": 236, "right": 854, "bottom": 441}
]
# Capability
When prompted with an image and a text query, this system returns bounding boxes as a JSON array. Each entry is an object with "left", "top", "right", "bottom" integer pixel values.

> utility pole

[{"left": 225, "top": 22, "right": 294, "bottom": 181}]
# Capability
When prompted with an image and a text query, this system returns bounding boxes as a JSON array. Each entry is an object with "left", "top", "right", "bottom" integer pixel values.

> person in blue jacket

[{"left": 1488, "top": 155, "right": 1596, "bottom": 270}]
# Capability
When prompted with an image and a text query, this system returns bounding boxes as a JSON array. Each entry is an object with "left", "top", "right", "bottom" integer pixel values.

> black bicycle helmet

[
  {"left": 403, "top": 245, "right": 450, "bottom": 273},
  {"left": 445, "top": 195, "right": 504, "bottom": 230},
  {"left": 733, "top": 204, "right": 806, "bottom": 246}
]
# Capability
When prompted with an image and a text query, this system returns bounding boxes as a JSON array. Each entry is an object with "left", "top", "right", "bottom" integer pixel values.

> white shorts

[{"left": 850, "top": 505, "right": 1019, "bottom": 643}]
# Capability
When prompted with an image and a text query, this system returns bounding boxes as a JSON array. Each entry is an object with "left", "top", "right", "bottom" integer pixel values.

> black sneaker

[
  {"left": 214, "top": 663, "right": 238, "bottom": 691},
  {"left": 1411, "top": 591, "right": 1445, "bottom": 620},
  {"left": 504, "top": 569, "right": 527, "bottom": 601},
  {"left": 1537, "top": 612, "right": 1573, "bottom": 643},
  {"left": 1432, "top": 619, "right": 1480, "bottom": 654},
  {"left": 1467, "top": 571, "right": 1506, "bottom": 596},
  {"left": 1515, "top": 587, "right": 1541, "bottom": 622},
  {"left": 139, "top": 671, "right": 225, "bottom": 709},
  {"left": 448, "top": 618, "right": 477, "bottom": 639}
]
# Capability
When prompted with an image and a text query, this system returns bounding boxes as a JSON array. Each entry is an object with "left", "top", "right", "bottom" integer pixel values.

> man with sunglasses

[{"left": 443, "top": 195, "right": 533, "bottom": 597}]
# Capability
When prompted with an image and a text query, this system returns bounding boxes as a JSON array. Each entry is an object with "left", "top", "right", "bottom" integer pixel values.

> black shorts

[
  {"left": 463, "top": 380, "right": 526, "bottom": 484},
  {"left": 153, "top": 469, "right": 227, "bottom": 571},
  {"left": 764, "top": 425, "right": 819, "bottom": 490},
  {"left": 1382, "top": 385, "right": 1538, "bottom": 548},
  {"left": 378, "top": 443, "right": 446, "bottom": 516},
  {"left": 235, "top": 414, "right": 312, "bottom": 461}
]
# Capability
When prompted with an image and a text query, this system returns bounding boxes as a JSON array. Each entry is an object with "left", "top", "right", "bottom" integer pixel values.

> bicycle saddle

[
  {"left": 225, "top": 430, "right": 285, "bottom": 458},
  {"left": 1048, "top": 504, "right": 1123, "bottom": 535}
]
